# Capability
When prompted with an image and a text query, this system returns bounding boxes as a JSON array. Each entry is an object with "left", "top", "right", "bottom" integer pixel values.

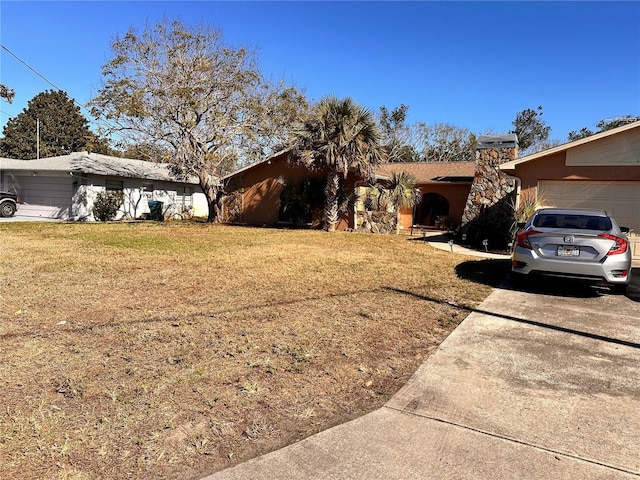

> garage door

[
  {"left": 10, "top": 175, "right": 73, "bottom": 219},
  {"left": 538, "top": 180, "right": 640, "bottom": 262}
]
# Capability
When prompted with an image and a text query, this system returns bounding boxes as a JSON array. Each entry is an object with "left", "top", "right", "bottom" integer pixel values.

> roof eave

[
  {"left": 222, "top": 147, "right": 292, "bottom": 181},
  {"left": 499, "top": 121, "right": 640, "bottom": 171}
]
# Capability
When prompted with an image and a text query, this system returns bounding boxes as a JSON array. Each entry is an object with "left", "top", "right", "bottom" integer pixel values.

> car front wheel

[{"left": 1, "top": 202, "right": 16, "bottom": 217}]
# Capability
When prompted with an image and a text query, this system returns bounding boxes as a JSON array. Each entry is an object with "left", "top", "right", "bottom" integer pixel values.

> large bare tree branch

[{"left": 90, "top": 19, "right": 309, "bottom": 221}]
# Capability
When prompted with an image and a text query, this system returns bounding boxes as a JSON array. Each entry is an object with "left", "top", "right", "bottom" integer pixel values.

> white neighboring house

[{"left": 0, "top": 152, "right": 208, "bottom": 221}]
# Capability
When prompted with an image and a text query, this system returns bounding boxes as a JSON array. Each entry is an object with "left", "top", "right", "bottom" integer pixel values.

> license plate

[{"left": 557, "top": 245, "right": 580, "bottom": 257}]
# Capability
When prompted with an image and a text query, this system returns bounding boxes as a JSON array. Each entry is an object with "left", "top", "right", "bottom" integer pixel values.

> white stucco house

[{"left": 0, "top": 152, "right": 208, "bottom": 221}]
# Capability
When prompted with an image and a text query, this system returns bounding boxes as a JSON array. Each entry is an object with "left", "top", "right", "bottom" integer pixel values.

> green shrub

[
  {"left": 93, "top": 191, "right": 124, "bottom": 221},
  {"left": 279, "top": 177, "right": 326, "bottom": 227}
]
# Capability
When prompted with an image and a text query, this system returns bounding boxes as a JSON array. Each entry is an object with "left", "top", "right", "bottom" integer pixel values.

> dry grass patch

[{"left": 0, "top": 222, "right": 507, "bottom": 479}]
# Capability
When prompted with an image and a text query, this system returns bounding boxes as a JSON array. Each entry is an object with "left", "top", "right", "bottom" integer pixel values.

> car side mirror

[
  {"left": 620, "top": 226, "right": 631, "bottom": 234},
  {"left": 517, "top": 222, "right": 526, "bottom": 229}
]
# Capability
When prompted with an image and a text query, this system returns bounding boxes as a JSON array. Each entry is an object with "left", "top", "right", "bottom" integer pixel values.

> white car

[{"left": 512, "top": 208, "right": 632, "bottom": 294}]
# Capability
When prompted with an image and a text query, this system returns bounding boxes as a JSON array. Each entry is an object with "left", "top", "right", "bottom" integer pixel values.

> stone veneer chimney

[{"left": 460, "top": 134, "right": 518, "bottom": 242}]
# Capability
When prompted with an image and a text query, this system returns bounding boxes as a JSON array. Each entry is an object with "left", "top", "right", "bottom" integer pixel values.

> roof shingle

[
  {"left": 375, "top": 161, "right": 476, "bottom": 183},
  {"left": 0, "top": 152, "right": 200, "bottom": 184}
]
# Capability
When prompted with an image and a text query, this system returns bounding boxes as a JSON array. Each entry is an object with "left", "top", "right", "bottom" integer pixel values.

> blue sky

[{"left": 1, "top": 1, "right": 639, "bottom": 142}]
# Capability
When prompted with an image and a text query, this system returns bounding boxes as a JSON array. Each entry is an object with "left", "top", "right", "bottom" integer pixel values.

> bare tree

[
  {"left": 415, "top": 122, "right": 476, "bottom": 162},
  {"left": 90, "top": 19, "right": 308, "bottom": 222},
  {"left": 377, "top": 104, "right": 420, "bottom": 162}
]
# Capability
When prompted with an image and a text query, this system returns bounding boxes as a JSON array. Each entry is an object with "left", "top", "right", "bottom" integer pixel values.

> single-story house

[
  {"left": 0, "top": 152, "right": 208, "bottom": 221},
  {"left": 222, "top": 150, "right": 475, "bottom": 232},
  {"left": 222, "top": 149, "right": 340, "bottom": 227},
  {"left": 500, "top": 121, "right": 640, "bottom": 261},
  {"left": 224, "top": 122, "right": 639, "bottom": 262}
]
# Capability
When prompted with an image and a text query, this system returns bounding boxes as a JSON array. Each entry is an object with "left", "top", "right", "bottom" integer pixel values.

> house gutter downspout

[{"left": 505, "top": 173, "right": 521, "bottom": 209}]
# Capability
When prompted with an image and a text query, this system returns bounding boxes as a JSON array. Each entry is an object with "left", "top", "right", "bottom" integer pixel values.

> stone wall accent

[
  {"left": 355, "top": 210, "right": 397, "bottom": 234},
  {"left": 221, "top": 189, "right": 243, "bottom": 223},
  {"left": 459, "top": 137, "right": 518, "bottom": 249},
  {"left": 461, "top": 146, "right": 517, "bottom": 225}
]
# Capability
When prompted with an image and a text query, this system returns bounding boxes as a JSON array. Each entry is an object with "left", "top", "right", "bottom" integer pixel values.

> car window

[
  {"left": 535, "top": 215, "right": 558, "bottom": 228},
  {"left": 533, "top": 214, "right": 611, "bottom": 231}
]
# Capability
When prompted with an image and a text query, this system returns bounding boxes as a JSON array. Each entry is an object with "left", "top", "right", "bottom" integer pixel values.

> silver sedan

[{"left": 511, "top": 208, "right": 632, "bottom": 293}]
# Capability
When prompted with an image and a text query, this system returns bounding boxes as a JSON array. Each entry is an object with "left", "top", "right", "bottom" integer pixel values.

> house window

[
  {"left": 106, "top": 180, "right": 124, "bottom": 192},
  {"left": 176, "top": 186, "right": 194, "bottom": 208},
  {"left": 142, "top": 183, "right": 154, "bottom": 200}
]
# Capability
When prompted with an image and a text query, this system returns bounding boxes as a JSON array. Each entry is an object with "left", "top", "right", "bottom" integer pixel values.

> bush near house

[
  {"left": 279, "top": 177, "right": 326, "bottom": 227},
  {"left": 92, "top": 190, "right": 124, "bottom": 221}
]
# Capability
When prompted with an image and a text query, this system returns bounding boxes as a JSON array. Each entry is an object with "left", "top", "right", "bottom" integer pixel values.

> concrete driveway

[
  {"left": 0, "top": 215, "right": 62, "bottom": 222},
  {"left": 202, "top": 269, "right": 640, "bottom": 479}
]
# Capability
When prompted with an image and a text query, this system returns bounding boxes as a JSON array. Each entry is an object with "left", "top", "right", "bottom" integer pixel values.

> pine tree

[
  {"left": 510, "top": 106, "right": 551, "bottom": 153},
  {"left": 0, "top": 90, "right": 102, "bottom": 159}
]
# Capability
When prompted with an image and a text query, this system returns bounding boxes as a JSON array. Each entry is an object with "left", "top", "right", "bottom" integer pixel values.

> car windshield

[{"left": 533, "top": 214, "right": 612, "bottom": 231}]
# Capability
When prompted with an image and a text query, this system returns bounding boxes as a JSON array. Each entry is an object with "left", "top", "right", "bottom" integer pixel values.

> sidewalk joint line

[{"left": 383, "top": 405, "right": 640, "bottom": 477}]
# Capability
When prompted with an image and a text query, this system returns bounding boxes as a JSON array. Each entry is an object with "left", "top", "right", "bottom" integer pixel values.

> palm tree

[
  {"left": 364, "top": 171, "right": 421, "bottom": 234},
  {"left": 292, "top": 96, "right": 387, "bottom": 232},
  {"left": 387, "top": 171, "right": 421, "bottom": 234}
]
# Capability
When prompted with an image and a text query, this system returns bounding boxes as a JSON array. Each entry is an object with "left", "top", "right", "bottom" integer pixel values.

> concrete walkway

[
  {"left": 201, "top": 239, "right": 640, "bottom": 480},
  {"left": 425, "top": 231, "right": 640, "bottom": 267},
  {"left": 423, "top": 232, "right": 510, "bottom": 259}
]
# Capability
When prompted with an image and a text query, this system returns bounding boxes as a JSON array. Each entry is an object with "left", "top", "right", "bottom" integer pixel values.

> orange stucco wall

[
  {"left": 236, "top": 153, "right": 357, "bottom": 230},
  {"left": 399, "top": 183, "right": 472, "bottom": 230},
  {"left": 234, "top": 153, "right": 472, "bottom": 232},
  {"left": 511, "top": 151, "right": 640, "bottom": 199},
  {"left": 239, "top": 153, "right": 321, "bottom": 226}
]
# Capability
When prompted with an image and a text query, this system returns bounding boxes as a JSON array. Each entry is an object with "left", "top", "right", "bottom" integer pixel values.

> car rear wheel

[
  {"left": 609, "top": 283, "right": 628, "bottom": 295},
  {"left": 1, "top": 202, "right": 16, "bottom": 217},
  {"left": 510, "top": 271, "right": 530, "bottom": 288}
]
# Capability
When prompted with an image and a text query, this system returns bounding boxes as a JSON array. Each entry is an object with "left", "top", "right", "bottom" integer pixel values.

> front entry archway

[{"left": 415, "top": 192, "right": 449, "bottom": 226}]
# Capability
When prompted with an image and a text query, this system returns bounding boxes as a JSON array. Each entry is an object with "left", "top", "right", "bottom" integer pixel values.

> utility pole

[{"left": 36, "top": 118, "right": 40, "bottom": 159}]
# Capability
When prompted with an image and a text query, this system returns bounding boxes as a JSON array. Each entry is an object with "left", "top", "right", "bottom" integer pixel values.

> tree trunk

[
  {"left": 201, "top": 175, "right": 223, "bottom": 223},
  {"left": 207, "top": 198, "right": 218, "bottom": 222},
  {"left": 324, "top": 172, "right": 340, "bottom": 232}
]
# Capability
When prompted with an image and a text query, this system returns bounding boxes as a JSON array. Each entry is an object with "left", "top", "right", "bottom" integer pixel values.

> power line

[
  {"left": 0, "top": 43, "right": 97, "bottom": 118},
  {"left": 0, "top": 43, "right": 115, "bottom": 133},
  {"left": 1, "top": 44, "right": 65, "bottom": 93}
]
